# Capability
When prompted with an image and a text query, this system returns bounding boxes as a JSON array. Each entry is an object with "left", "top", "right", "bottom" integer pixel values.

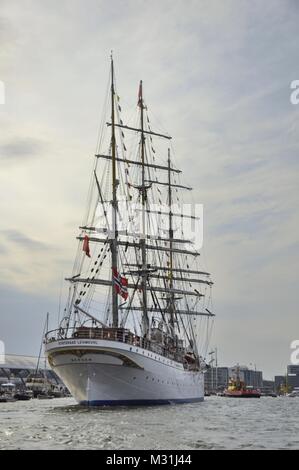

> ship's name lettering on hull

[{"left": 57, "top": 340, "right": 98, "bottom": 346}]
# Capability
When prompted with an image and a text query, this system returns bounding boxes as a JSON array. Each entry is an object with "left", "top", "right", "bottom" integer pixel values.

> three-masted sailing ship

[{"left": 45, "top": 57, "right": 214, "bottom": 405}]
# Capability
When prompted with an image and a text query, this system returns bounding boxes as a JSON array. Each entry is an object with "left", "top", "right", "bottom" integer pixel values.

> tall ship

[{"left": 45, "top": 57, "right": 214, "bottom": 406}]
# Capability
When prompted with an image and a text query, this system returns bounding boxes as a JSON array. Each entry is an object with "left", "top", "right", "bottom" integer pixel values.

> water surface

[{"left": 0, "top": 396, "right": 298, "bottom": 450}]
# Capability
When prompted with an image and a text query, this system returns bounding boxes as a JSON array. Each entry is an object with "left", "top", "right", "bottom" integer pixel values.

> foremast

[{"left": 167, "top": 148, "right": 175, "bottom": 333}]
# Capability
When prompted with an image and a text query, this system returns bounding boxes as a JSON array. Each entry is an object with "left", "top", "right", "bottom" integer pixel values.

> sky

[{"left": 0, "top": 0, "right": 298, "bottom": 379}]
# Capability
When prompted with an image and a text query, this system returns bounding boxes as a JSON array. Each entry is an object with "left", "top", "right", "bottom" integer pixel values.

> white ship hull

[{"left": 45, "top": 338, "right": 204, "bottom": 405}]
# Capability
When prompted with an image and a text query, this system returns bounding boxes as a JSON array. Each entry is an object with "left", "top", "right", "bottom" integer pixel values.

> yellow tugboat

[{"left": 224, "top": 366, "right": 261, "bottom": 398}]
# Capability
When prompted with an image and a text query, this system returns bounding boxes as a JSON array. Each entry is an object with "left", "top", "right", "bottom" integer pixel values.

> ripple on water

[{"left": 0, "top": 397, "right": 299, "bottom": 449}]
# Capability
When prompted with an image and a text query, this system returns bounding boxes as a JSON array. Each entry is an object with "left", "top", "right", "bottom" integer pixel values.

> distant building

[
  {"left": 274, "top": 375, "right": 285, "bottom": 393},
  {"left": 229, "top": 365, "right": 263, "bottom": 389},
  {"left": 0, "top": 354, "right": 61, "bottom": 387},
  {"left": 287, "top": 365, "right": 299, "bottom": 391},
  {"left": 204, "top": 367, "right": 229, "bottom": 393},
  {"left": 261, "top": 380, "right": 274, "bottom": 394},
  {"left": 205, "top": 365, "right": 264, "bottom": 393}
]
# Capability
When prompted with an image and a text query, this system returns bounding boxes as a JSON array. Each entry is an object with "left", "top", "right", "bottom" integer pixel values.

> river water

[{"left": 0, "top": 396, "right": 298, "bottom": 450}]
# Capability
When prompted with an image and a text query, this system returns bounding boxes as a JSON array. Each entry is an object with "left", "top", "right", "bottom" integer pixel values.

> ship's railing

[{"left": 45, "top": 326, "right": 187, "bottom": 364}]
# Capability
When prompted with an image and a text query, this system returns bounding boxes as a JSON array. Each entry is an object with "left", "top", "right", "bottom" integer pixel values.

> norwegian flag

[{"left": 112, "top": 267, "right": 128, "bottom": 300}]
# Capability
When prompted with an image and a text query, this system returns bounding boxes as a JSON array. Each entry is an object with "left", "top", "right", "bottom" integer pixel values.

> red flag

[
  {"left": 112, "top": 267, "right": 128, "bottom": 300},
  {"left": 83, "top": 235, "right": 91, "bottom": 258}
]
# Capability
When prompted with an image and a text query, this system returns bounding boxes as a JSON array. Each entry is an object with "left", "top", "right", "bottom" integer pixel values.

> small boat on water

[
  {"left": 261, "top": 392, "right": 277, "bottom": 398},
  {"left": 224, "top": 367, "right": 261, "bottom": 398},
  {"left": 0, "top": 396, "right": 17, "bottom": 403},
  {"left": 37, "top": 394, "right": 54, "bottom": 400},
  {"left": 224, "top": 385, "right": 261, "bottom": 398},
  {"left": 26, "top": 373, "right": 63, "bottom": 398},
  {"left": 0, "top": 383, "right": 17, "bottom": 403},
  {"left": 14, "top": 390, "right": 33, "bottom": 401}
]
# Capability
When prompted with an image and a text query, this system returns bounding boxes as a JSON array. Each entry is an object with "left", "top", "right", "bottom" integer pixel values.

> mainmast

[
  {"left": 168, "top": 149, "right": 175, "bottom": 332},
  {"left": 139, "top": 81, "right": 149, "bottom": 337},
  {"left": 110, "top": 54, "right": 118, "bottom": 327}
]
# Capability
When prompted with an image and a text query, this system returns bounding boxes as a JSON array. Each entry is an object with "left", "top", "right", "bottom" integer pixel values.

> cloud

[
  {"left": 0, "top": 137, "right": 44, "bottom": 161},
  {"left": 0, "top": 14, "right": 15, "bottom": 52},
  {"left": 0, "top": 244, "right": 7, "bottom": 254},
  {"left": 0, "top": 282, "right": 58, "bottom": 356},
  {"left": 1, "top": 229, "right": 49, "bottom": 250}
]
